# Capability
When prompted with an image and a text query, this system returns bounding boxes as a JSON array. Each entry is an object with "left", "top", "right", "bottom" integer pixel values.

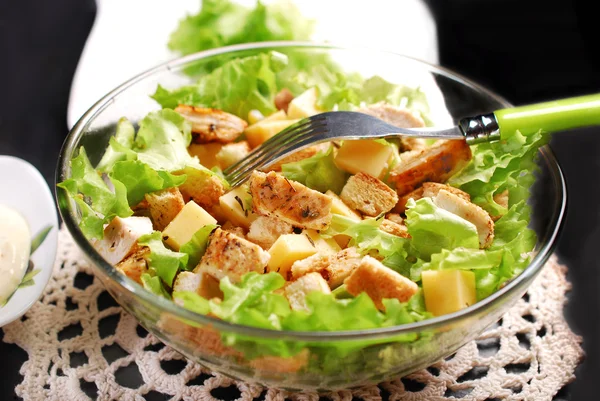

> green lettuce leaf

[
  {"left": 281, "top": 146, "right": 348, "bottom": 193},
  {"left": 133, "top": 109, "right": 197, "bottom": 171},
  {"left": 179, "top": 224, "right": 218, "bottom": 270},
  {"left": 173, "top": 291, "right": 210, "bottom": 314},
  {"left": 323, "top": 215, "right": 411, "bottom": 274},
  {"left": 109, "top": 160, "right": 187, "bottom": 206},
  {"left": 141, "top": 273, "right": 171, "bottom": 299},
  {"left": 449, "top": 129, "right": 546, "bottom": 216},
  {"left": 152, "top": 52, "right": 287, "bottom": 118},
  {"left": 96, "top": 118, "right": 136, "bottom": 173},
  {"left": 138, "top": 232, "right": 188, "bottom": 287},
  {"left": 57, "top": 147, "right": 132, "bottom": 239},
  {"left": 405, "top": 198, "right": 479, "bottom": 258},
  {"left": 169, "top": 0, "right": 313, "bottom": 57}
]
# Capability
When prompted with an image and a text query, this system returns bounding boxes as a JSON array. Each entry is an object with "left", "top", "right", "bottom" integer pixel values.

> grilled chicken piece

[
  {"left": 175, "top": 105, "right": 247, "bottom": 144},
  {"left": 359, "top": 103, "right": 426, "bottom": 128},
  {"left": 340, "top": 172, "right": 398, "bottom": 216},
  {"left": 291, "top": 247, "right": 362, "bottom": 289},
  {"left": 116, "top": 246, "right": 150, "bottom": 284},
  {"left": 92, "top": 216, "right": 153, "bottom": 265},
  {"left": 395, "top": 182, "right": 470, "bottom": 213},
  {"left": 196, "top": 228, "right": 270, "bottom": 283},
  {"left": 144, "top": 187, "right": 185, "bottom": 231},
  {"left": 389, "top": 140, "right": 472, "bottom": 197},
  {"left": 285, "top": 272, "right": 331, "bottom": 312},
  {"left": 249, "top": 171, "right": 332, "bottom": 230},
  {"left": 432, "top": 189, "right": 494, "bottom": 248},
  {"left": 267, "top": 143, "right": 331, "bottom": 172},
  {"left": 247, "top": 216, "right": 293, "bottom": 250},
  {"left": 358, "top": 102, "right": 428, "bottom": 152},
  {"left": 344, "top": 255, "right": 418, "bottom": 310},
  {"left": 274, "top": 88, "right": 295, "bottom": 112}
]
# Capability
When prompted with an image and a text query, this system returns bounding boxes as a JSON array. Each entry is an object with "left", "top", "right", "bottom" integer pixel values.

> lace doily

[{"left": 2, "top": 227, "right": 584, "bottom": 401}]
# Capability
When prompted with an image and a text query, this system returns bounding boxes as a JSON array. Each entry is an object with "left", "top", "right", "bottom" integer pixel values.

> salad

[{"left": 59, "top": 48, "right": 546, "bottom": 341}]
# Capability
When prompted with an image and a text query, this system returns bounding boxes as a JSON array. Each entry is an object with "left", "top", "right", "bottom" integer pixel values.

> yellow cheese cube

[
  {"left": 287, "top": 88, "right": 321, "bottom": 119},
  {"left": 333, "top": 234, "right": 352, "bottom": 249},
  {"left": 218, "top": 186, "right": 258, "bottom": 229},
  {"left": 162, "top": 201, "right": 218, "bottom": 251},
  {"left": 304, "top": 229, "right": 342, "bottom": 255},
  {"left": 245, "top": 119, "right": 299, "bottom": 148},
  {"left": 326, "top": 190, "right": 361, "bottom": 221},
  {"left": 188, "top": 143, "right": 223, "bottom": 169},
  {"left": 335, "top": 140, "right": 394, "bottom": 178},
  {"left": 262, "top": 109, "right": 288, "bottom": 122},
  {"left": 422, "top": 269, "right": 477, "bottom": 316},
  {"left": 267, "top": 234, "right": 318, "bottom": 279}
]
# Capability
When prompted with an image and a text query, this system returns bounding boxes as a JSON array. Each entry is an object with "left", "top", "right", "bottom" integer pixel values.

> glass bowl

[{"left": 56, "top": 42, "right": 566, "bottom": 391}]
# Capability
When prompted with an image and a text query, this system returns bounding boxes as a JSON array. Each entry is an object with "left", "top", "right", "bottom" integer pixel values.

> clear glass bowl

[{"left": 56, "top": 43, "right": 566, "bottom": 391}]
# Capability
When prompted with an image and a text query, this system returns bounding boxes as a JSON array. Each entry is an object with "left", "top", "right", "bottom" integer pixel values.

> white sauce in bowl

[{"left": 0, "top": 204, "right": 31, "bottom": 304}]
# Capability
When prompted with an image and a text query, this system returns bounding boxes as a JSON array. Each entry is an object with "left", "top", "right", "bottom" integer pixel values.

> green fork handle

[{"left": 495, "top": 93, "right": 600, "bottom": 139}]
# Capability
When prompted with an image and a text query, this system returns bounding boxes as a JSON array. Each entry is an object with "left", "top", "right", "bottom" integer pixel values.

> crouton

[
  {"left": 175, "top": 105, "right": 247, "bottom": 143},
  {"left": 432, "top": 189, "right": 494, "bottom": 248},
  {"left": 174, "top": 166, "right": 225, "bottom": 211},
  {"left": 340, "top": 172, "right": 398, "bottom": 216},
  {"left": 385, "top": 213, "right": 404, "bottom": 225},
  {"left": 268, "top": 143, "right": 331, "bottom": 172},
  {"left": 395, "top": 182, "right": 470, "bottom": 213},
  {"left": 188, "top": 142, "right": 223, "bottom": 169},
  {"left": 196, "top": 228, "right": 270, "bottom": 283},
  {"left": 389, "top": 140, "right": 472, "bottom": 197},
  {"left": 215, "top": 141, "right": 250, "bottom": 169},
  {"left": 249, "top": 171, "right": 332, "bottom": 230},
  {"left": 92, "top": 216, "right": 153, "bottom": 265},
  {"left": 274, "top": 88, "right": 295, "bottom": 112},
  {"left": 144, "top": 187, "right": 185, "bottom": 231},
  {"left": 173, "top": 271, "right": 223, "bottom": 301},
  {"left": 291, "top": 247, "right": 362, "bottom": 289},
  {"left": 344, "top": 256, "right": 418, "bottom": 310},
  {"left": 250, "top": 349, "right": 309, "bottom": 373},
  {"left": 247, "top": 216, "right": 293, "bottom": 249},
  {"left": 221, "top": 221, "right": 246, "bottom": 238},
  {"left": 379, "top": 219, "right": 411, "bottom": 238},
  {"left": 285, "top": 272, "right": 331, "bottom": 311},
  {"left": 116, "top": 246, "right": 150, "bottom": 284}
]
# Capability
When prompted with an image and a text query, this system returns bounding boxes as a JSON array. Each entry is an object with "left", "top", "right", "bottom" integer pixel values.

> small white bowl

[{"left": 0, "top": 156, "right": 58, "bottom": 327}]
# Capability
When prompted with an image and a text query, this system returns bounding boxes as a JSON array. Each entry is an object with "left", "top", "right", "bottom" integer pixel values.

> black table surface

[{"left": 1, "top": 0, "right": 599, "bottom": 399}]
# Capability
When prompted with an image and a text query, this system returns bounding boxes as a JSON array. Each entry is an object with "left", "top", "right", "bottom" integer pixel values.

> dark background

[{"left": 1, "top": 0, "right": 598, "bottom": 399}]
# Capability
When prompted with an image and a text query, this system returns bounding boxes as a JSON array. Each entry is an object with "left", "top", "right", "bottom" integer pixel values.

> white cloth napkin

[{"left": 67, "top": 0, "right": 438, "bottom": 128}]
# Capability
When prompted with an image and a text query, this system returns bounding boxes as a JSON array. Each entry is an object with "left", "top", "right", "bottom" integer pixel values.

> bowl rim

[{"left": 56, "top": 41, "right": 567, "bottom": 341}]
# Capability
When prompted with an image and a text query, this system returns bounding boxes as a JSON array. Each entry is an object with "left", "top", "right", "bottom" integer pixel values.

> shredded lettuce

[
  {"left": 168, "top": 0, "right": 313, "bottom": 58},
  {"left": 281, "top": 146, "right": 348, "bottom": 194},
  {"left": 96, "top": 118, "right": 136, "bottom": 173},
  {"left": 179, "top": 224, "right": 219, "bottom": 270},
  {"left": 138, "top": 232, "right": 189, "bottom": 288},
  {"left": 405, "top": 198, "right": 479, "bottom": 258},
  {"left": 57, "top": 147, "right": 132, "bottom": 239},
  {"left": 141, "top": 273, "right": 172, "bottom": 299},
  {"left": 109, "top": 160, "right": 187, "bottom": 206},
  {"left": 152, "top": 52, "right": 287, "bottom": 118}
]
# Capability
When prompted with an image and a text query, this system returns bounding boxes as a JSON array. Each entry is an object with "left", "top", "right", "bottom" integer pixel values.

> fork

[{"left": 223, "top": 93, "right": 600, "bottom": 187}]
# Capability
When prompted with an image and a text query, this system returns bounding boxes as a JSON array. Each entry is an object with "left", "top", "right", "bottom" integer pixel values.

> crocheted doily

[{"left": 2, "top": 227, "right": 584, "bottom": 401}]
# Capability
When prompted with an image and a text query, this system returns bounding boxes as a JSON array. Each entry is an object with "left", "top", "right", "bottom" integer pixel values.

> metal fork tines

[{"left": 223, "top": 111, "right": 466, "bottom": 187}]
